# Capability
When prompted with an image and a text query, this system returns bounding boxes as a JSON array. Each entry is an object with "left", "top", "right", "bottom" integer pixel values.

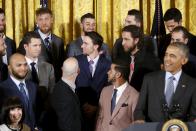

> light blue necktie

[
  {"left": 19, "top": 83, "right": 29, "bottom": 107},
  {"left": 165, "top": 76, "right": 175, "bottom": 107}
]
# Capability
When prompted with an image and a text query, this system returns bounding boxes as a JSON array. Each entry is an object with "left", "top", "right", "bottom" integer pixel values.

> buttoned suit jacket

[
  {"left": 51, "top": 80, "right": 82, "bottom": 131},
  {"left": 26, "top": 59, "right": 55, "bottom": 94},
  {"left": 134, "top": 71, "right": 196, "bottom": 122},
  {"left": 0, "top": 77, "right": 37, "bottom": 129},
  {"left": 17, "top": 31, "right": 65, "bottom": 81},
  {"left": 75, "top": 54, "right": 111, "bottom": 105},
  {"left": 96, "top": 84, "right": 139, "bottom": 131},
  {"left": 4, "top": 36, "right": 16, "bottom": 62},
  {"left": 66, "top": 36, "right": 111, "bottom": 61}
]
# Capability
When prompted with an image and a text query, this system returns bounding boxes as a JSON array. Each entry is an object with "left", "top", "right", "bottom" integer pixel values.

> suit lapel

[
  {"left": 158, "top": 71, "right": 167, "bottom": 104},
  {"left": 171, "top": 72, "right": 188, "bottom": 105},
  {"left": 93, "top": 55, "right": 103, "bottom": 79},
  {"left": 111, "top": 86, "right": 130, "bottom": 118},
  {"left": 82, "top": 55, "right": 92, "bottom": 78}
]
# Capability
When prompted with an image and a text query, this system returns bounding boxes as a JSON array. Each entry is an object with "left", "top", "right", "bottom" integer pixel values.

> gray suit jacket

[
  {"left": 26, "top": 59, "right": 55, "bottom": 93},
  {"left": 66, "top": 36, "right": 111, "bottom": 61},
  {"left": 134, "top": 70, "right": 196, "bottom": 122},
  {"left": 96, "top": 84, "right": 139, "bottom": 131}
]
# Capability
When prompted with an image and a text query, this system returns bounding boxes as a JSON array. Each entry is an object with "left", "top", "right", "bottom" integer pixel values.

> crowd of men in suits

[{"left": 0, "top": 6, "right": 196, "bottom": 131}]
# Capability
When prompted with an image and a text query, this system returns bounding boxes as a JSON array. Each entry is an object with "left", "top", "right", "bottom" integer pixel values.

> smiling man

[{"left": 134, "top": 42, "right": 196, "bottom": 122}]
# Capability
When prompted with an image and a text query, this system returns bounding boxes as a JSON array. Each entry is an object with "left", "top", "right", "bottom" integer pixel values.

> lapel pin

[{"left": 182, "top": 85, "right": 186, "bottom": 88}]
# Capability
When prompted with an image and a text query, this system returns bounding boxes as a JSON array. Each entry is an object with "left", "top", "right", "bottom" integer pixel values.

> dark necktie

[
  {"left": 44, "top": 37, "right": 51, "bottom": 50},
  {"left": 30, "top": 62, "right": 39, "bottom": 84},
  {"left": 165, "top": 76, "right": 175, "bottom": 107},
  {"left": 111, "top": 89, "right": 118, "bottom": 114},
  {"left": 89, "top": 60, "right": 94, "bottom": 76},
  {"left": 19, "top": 82, "right": 29, "bottom": 107}
]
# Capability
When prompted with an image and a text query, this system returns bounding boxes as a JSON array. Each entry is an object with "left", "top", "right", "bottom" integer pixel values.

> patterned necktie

[
  {"left": 30, "top": 62, "right": 39, "bottom": 84},
  {"left": 89, "top": 60, "right": 94, "bottom": 76},
  {"left": 44, "top": 37, "right": 51, "bottom": 50},
  {"left": 165, "top": 76, "right": 175, "bottom": 107},
  {"left": 19, "top": 82, "right": 29, "bottom": 107},
  {"left": 129, "top": 55, "right": 135, "bottom": 81},
  {"left": 111, "top": 89, "right": 118, "bottom": 114}
]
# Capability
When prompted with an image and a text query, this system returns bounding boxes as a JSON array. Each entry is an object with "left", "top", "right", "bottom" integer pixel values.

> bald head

[
  {"left": 8, "top": 53, "right": 28, "bottom": 80},
  {"left": 62, "top": 57, "right": 79, "bottom": 78}
]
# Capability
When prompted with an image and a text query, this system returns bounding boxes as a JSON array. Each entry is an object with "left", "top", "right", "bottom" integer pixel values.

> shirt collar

[
  {"left": 38, "top": 29, "right": 51, "bottom": 41},
  {"left": 10, "top": 75, "right": 25, "bottom": 87},
  {"left": 25, "top": 56, "right": 38, "bottom": 65},
  {"left": 165, "top": 70, "right": 182, "bottom": 82},
  {"left": 87, "top": 55, "right": 100, "bottom": 63},
  {"left": 61, "top": 78, "right": 76, "bottom": 93},
  {"left": 114, "top": 81, "right": 128, "bottom": 92}
]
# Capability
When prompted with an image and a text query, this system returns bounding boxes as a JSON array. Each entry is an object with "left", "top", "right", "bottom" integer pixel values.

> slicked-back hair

[
  {"left": 127, "top": 9, "right": 143, "bottom": 24},
  {"left": 169, "top": 42, "right": 189, "bottom": 58},
  {"left": 80, "top": 13, "right": 95, "bottom": 23},
  {"left": 22, "top": 31, "right": 41, "bottom": 45},
  {"left": 0, "top": 8, "right": 5, "bottom": 15},
  {"left": 36, "top": 8, "right": 53, "bottom": 16},
  {"left": 163, "top": 8, "right": 182, "bottom": 22},
  {"left": 85, "top": 31, "right": 103, "bottom": 51},
  {"left": 113, "top": 59, "right": 130, "bottom": 81},
  {"left": 172, "top": 26, "right": 189, "bottom": 39},
  {"left": 1, "top": 96, "right": 25, "bottom": 125}
]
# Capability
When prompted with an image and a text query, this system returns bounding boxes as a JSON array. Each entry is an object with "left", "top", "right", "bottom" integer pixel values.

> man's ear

[
  {"left": 182, "top": 57, "right": 188, "bottom": 65},
  {"left": 23, "top": 44, "right": 28, "bottom": 49}
]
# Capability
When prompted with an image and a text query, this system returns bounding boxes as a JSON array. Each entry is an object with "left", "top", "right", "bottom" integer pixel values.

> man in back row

[
  {"left": 18, "top": 8, "right": 65, "bottom": 82},
  {"left": 66, "top": 13, "right": 111, "bottom": 61}
]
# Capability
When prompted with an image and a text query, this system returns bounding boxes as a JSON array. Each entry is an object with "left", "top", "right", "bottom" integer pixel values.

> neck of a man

[
  {"left": 88, "top": 51, "right": 99, "bottom": 60},
  {"left": 113, "top": 78, "right": 126, "bottom": 88},
  {"left": 26, "top": 55, "right": 38, "bottom": 62},
  {"left": 131, "top": 47, "right": 139, "bottom": 56}
]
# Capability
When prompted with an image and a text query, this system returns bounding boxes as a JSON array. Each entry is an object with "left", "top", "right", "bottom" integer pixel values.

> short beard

[{"left": 11, "top": 71, "right": 27, "bottom": 80}]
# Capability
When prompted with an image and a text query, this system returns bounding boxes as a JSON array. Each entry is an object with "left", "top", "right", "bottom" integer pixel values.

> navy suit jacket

[
  {"left": 0, "top": 77, "right": 37, "bottom": 129},
  {"left": 75, "top": 54, "right": 111, "bottom": 105}
]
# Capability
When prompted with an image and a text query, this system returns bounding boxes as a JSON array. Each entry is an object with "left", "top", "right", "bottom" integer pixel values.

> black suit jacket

[
  {"left": 0, "top": 61, "right": 8, "bottom": 82},
  {"left": 0, "top": 77, "right": 37, "bottom": 129},
  {"left": 4, "top": 36, "right": 16, "bottom": 62},
  {"left": 134, "top": 71, "right": 196, "bottom": 122},
  {"left": 51, "top": 79, "right": 82, "bottom": 131},
  {"left": 17, "top": 31, "right": 65, "bottom": 81}
]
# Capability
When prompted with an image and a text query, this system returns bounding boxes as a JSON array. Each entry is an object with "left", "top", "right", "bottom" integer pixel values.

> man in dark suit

[
  {"left": 0, "top": 53, "right": 37, "bottom": 130},
  {"left": 96, "top": 59, "right": 139, "bottom": 131},
  {"left": 112, "top": 9, "right": 156, "bottom": 62},
  {"left": 134, "top": 42, "right": 196, "bottom": 122},
  {"left": 121, "top": 25, "right": 160, "bottom": 91},
  {"left": 17, "top": 8, "right": 65, "bottom": 82},
  {"left": 75, "top": 31, "right": 111, "bottom": 131},
  {"left": 160, "top": 8, "right": 196, "bottom": 59},
  {"left": 66, "top": 13, "right": 111, "bottom": 61},
  {"left": 0, "top": 36, "right": 8, "bottom": 81},
  {"left": 22, "top": 31, "right": 55, "bottom": 128},
  {"left": 0, "top": 8, "right": 16, "bottom": 65},
  {"left": 51, "top": 57, "right": 82, "bottom": 131}
]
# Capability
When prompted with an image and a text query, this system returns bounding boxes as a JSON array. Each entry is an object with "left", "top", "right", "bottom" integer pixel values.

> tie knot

[
  {"left": 89, "top": 60, "right": 94, "bottom": 65},
  {"left": 44, "top": 37, "right": 50, "bottom": 43},
  {"left": 113, "top": 89, "right": 118, "bottom": 94},
  {"left": 30, "top": 62, "right": 36, "bottom": 66},
  {"left": 19, "top": 82, "right": 25, "bottom": 88},
  {"left": 169, "top": 76, "right": 175, "bottom": 81}
]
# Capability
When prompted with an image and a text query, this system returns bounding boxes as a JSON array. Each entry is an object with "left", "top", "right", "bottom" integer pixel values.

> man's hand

[
  {"left": 83, "top": 103, "right": 97, "bottom": 119},
  {"left": 133, "top": 120, "right": 145, "bottom": 124}
]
